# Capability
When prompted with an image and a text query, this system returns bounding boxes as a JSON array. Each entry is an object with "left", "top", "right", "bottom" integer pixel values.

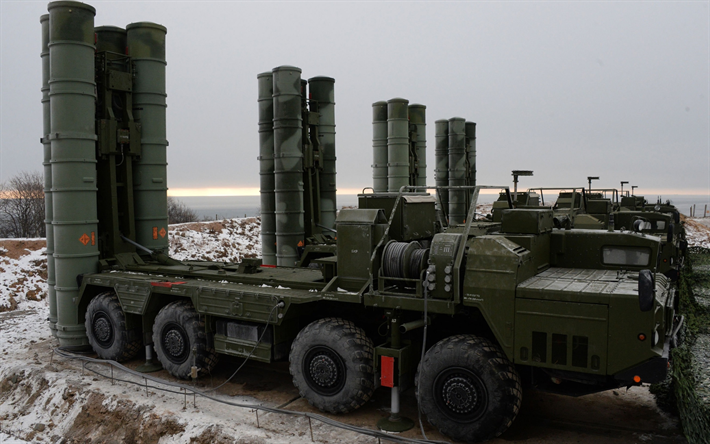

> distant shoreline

[{"left": 171, "top": 193, "right": 710, "bottom": 220}]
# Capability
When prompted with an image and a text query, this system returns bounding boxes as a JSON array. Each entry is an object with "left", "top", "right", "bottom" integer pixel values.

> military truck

[
  {"left": 77, "top": 187, "right": 678, "bottom": 443},
  {"left": 41, "top": 2, "right": 680, "bottom": 442},
  {"left": 491, "top": 187, "right": 607, "bottom": 230},
  {"left": 491, "top": 184, "right": 687, "bottom": 281}
]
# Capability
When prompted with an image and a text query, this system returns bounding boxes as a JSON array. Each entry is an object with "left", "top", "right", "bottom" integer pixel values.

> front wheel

[
  {"left": 417, "top": 335, "right": 522, "bottom": 443},
  {"left": 152, "top": 300, "right": 218, "bottom": 379},
  {"left": 289, "top": 318, "right": 375, "bottom": 413}
]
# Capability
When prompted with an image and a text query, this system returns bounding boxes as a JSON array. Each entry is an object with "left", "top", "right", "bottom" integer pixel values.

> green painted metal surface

[
  {"left": 94, "top": 26, "right": 126, "bottom": 53},
  {"left": 258, "top": 72, "right": 276, "bottom": 265},
  {"left": 272, "top": 66, "right": 304, "bottom": 266},
  {"left": 372, "top": 101, "right": 388, "bottom": 192},
  {"left": 48, "top": 0, "right": 99, "bottom": 348},
  {"left": 308, "top": 76, "right": 337, "bottom": 230},
  {"left": 127, "top": 22, "right": 168, "bottom": 253},
  {"left": 95, "top": 25, "right": 141, "bottom": 260},
  {"left": 387, "top": 98, "right": 409, "bottom": 192},
  {"left": 40, "top": 14, "right": 57, "bottom": 337},
  {"left": 447, "top": 117, "right": 467, "bottom": 224},
  {"left": 434, "top": 119, "right": 449, "bottom": 221},
  {"left": 465, "top": 121, "right": 476, "bottom": 212},
  {"left": 408, "top": 104, "right": 426, "bottom": 187}
]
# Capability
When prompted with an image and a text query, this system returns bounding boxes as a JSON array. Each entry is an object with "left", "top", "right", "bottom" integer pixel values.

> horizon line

[{"left": 167, "top": 187, "right": 710, "bottom": 198}]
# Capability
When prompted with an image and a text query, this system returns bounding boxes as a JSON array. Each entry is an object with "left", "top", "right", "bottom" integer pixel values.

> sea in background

[
  {"left": 175, "top": 193, "right": 710, "bottom": 221},
  {"left": 177, "top": 194, "right": 491, "bottom": 220}
]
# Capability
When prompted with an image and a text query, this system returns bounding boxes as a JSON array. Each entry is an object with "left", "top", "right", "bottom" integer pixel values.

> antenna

[
  {"left": 511, "top": 170, "right": 533, "bottom": 203},
  {"left": 587, "top": 176, "right": 600, "bottom": 194}
]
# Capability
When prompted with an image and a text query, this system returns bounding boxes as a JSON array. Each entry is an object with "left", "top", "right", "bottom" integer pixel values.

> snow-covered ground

[
  {"left": 683, "top": 215, "right": 710, "bottom": 249},
  {"left": 169, "top": 217, "right": 261, "bottom": 263}
]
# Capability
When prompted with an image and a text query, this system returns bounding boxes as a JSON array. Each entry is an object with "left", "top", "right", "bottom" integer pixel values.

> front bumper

[{"left": 613, "top": 315, "right": 683, "bottom": 385}]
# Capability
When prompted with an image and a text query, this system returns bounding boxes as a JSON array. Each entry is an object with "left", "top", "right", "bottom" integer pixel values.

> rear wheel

[
  {"left": 289, "top": 318, "right": 374, "bottom": 413},
  {"left": 417, "top": 335, "right": 522, "bottom": 443},
  {"left": 85, "top": 292, "right": 140, "bottom": 362},
  {"left": 152, "top": 300, "right": 218, "bottom": 379}
]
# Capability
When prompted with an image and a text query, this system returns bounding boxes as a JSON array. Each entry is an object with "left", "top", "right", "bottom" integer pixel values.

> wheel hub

[
  {"left": 309, "top": 354, "right": 339, "bottom": 388},
  {"left": 162, "top": 323, "right": 189, "bottom": 364},
  {"left": 433, "top": 367, "right": 487, "bottom": 421},
  {"left": 303, "top": 346, "right": 347, "bottom": 396},
  {"left": 92, "top": 314, "right": 113, "bottom": 347},
  {"left": 441, "top": 376, "right": 478, "bottom": 414}
]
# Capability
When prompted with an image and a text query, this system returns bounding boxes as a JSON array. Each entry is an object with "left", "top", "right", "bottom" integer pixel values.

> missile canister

[
  {"left": 408, "top": 104, "right": 426, "bottom": 187},
  {"left": 372, "top": 101, "right": 388, "bottom": 193},
  {"left": 465, "top": 121, "right": 476, "bottom": 187},
  {"left": 48, "top": 0, "right": 98, "bottom": 348},
  {"left": 434, "top": 119, "right": 449, "bottom": 220},
  {"left": 258, "top": 72, "right": 276, "bottom": 265},
  {"left": 126, "top": 22, "right": 168, "bottom": 252},
  {"left": 387, "top": 98, "right": 410, "bottom": 193},
  {"left": 272, "top": 66, "right": 305, "bottom": 266},
  {"left": 95, "top": 26, "right": 126, "bottom": 53},
  {"left": 40, "top": 14, "right": 57, "bottom": 338},
  {"left": 448, "top": 117, "right": 467, "bottom": 225},
  {"left": 308, "top": 76, "right": 337, "bottom": 230}
]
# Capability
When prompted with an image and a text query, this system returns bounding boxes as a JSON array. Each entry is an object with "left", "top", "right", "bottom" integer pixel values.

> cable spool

[
  {"left": 408, "top": 248, "right": 429, "bottom": 280},
  {"left": 383, "top": 241, "right": 424, "bottom": 278}
]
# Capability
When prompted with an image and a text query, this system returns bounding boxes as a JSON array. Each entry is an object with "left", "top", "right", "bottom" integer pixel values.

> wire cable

[{"left": 201, "top": 301, "right": 282, "bottom": 393}]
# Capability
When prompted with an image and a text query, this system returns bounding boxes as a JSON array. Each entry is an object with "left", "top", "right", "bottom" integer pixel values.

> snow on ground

[
  {"left": 0, "top": 241, "right": 47, "bottom": 312},
  {"left": 683, "top": 215, "right": 710, "bottom": 249},
  {"left": 169, "top": 217, "right": 261, "bottom": 262},
  {"left": 0, "top": 432, "right": 28, "bottom": 443}
]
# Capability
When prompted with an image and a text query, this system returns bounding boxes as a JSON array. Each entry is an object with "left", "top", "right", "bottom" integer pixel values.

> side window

[{"left": 602, "top": 246, "right": 651, "bottom": 267}]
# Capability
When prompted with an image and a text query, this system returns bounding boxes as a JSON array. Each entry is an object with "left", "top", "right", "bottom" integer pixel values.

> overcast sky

[{"left": 1, "top": 0, "right": 708, "bottom": 197}]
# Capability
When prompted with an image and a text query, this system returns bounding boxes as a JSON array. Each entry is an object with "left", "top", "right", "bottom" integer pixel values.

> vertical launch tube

[
  {"left": 40, "top": 14, "right": 57, "bottom": 338},
  {"left": 408, "top": 104, "right": 427, "bottom": 187},
  {"left": 372, "top": 101, "right": 388, "bottom": 192},
  {"left": 387, "top": 98, "right": 410, "bottom": 193},
  {"left": 48, "top": 0, "right": 98, "bottom": 348},
  {"left": 465, "top": 121, "right": 477, "bottom": 197},
  {"left": 434, "top": 119, "right": 449, "bottom": 220},
  {"left": 308, "top": 76, "right": 337, "bottom": 230},
  {"left": 272, "top": 66, "right": 304, "bottom": 266},
  {"left": 448, "top": 117, "right": 467, "bottom": 225},
  {"left": 127, "top": 22, "right": 169, "bottom": 252},
  {"left": 95, "top": 26, "right": 126, "bottom": 53},
  {"left": 258, "top": 72, "right": 276, "bottom": 265}
]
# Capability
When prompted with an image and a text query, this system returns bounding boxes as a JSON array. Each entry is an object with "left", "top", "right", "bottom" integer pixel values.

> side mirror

[{"left": 638, "top": 269, "right": 655, "bottom": 312}]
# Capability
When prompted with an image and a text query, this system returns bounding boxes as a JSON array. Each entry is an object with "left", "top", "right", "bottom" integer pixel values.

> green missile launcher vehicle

[
  {"left": 75, "top": 186, "right": 679, "bottom": 443},
  {"left": 42, "top": 2, "right": 681, "bottom": 442}
]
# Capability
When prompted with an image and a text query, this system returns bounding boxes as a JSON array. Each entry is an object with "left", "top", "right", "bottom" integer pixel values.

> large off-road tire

[
  {"left": 152, "top": 300, "right": 218, "bottom": 379},
  {"left": 85, "top": 292, "right": 141, "bottom": 362},
  {"left": 418, "top": 335, "right": 522, "bottom": 443},
  {"left": 289, "top": 318, "right": 375, "bottom": 413}
]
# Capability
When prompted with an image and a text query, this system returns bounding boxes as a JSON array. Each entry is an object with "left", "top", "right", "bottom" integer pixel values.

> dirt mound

[
  {"left": 66, "top": 392, "right": 184, "bottom": 444},
  {"left": 0, "top": 239, "right": 46, "bottom": 260},
  {"left": 0, "top": 367, "right": 186, "bottom": 444}
]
